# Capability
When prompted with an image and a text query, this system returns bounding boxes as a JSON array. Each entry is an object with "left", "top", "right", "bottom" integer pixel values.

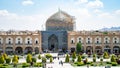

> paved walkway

[{"left": 46, "top": 58, "right": 74, "bottom": 68}]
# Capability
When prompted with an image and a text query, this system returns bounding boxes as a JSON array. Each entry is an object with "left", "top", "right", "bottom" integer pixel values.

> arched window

[
  {"left": 104, "top": 36, "right": 110, "bottom": 44},
  {"left": 25, "top": 36, "right": 32, "bottom": 44},
  {"left": 95, "top": 36, "right": 101, "bottom": 44},
  {"left": 71, "top": 38, "right": 75, "bottom": 44},
  {"left": 77, "top": 37, "right": 83, "bottom": 43},
  {"left": 16, "top": 37, "right": 23, "bottom": 44},
  {"left": 6, "top": 37, "right": 13, "bottom": 44},
  {"left": 86, "top": 36, "right": 92, "bottom": 44},
  {"left": 35, "top": 38, "right": 39, "bottom": 44},
  {"left": 113, "top": 37, "right": 119, "bottom": 44},
  {"left": 0, "top": 37, "right": 3, "bottom": 44}
]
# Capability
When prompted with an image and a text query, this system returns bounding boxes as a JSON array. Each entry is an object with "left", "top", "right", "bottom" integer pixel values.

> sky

[{"left": 0, "top": 0, "right": 120, "bottom": 31}]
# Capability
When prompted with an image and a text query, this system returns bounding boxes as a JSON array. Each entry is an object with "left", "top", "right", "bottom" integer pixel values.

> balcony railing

[
  {"left": 25, "top": 43, "right": 32, "bottom": 45},
  {"left": 95, "top": 43, "right": 102, "bottom": 44},
  {"left": 15, "top": 43, "right": 23, "bottom": 45},
  {"left": 6, "top": 43, "right": 13, "bottom": 45}
]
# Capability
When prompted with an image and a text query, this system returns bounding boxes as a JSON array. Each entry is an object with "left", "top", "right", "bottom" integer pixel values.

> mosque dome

[
  {"left": 46, "top": 10, "right": 74, "bottom": 23},
  {"left": 46, "top": 10, "right": 75, "bottom": 31}
]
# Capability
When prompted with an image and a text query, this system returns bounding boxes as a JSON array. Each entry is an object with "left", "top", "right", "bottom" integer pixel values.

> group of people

[{"left": 59, "top": 60, "right": 63, "bottom": 66}]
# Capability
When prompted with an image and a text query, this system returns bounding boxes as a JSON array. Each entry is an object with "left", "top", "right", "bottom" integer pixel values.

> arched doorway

[
  {"left": 48, "top": 34, "right": 58, "bottom": 52},
  {"left": 6, "top": 47, "right": 13, "bottom": 55},
  {"left": 35, "top": 47, "right": 39, "bottom": 54},
  {"left": 15, "top": 47, "right": 23, "bottom": 54},
  {"left": 113, "top": 46, "right": 120, "bottom": 54},
  {"left": 95, "top": 46, "right": 102, "bottom": 54},
  {"left": 25, "top": 47, "right": 33, "bottom": 54},
  {"left": 104, "top": 45, "right": 111, "bottom": 54},
  {"left": 86, "top": 46, "right": 93, "bottom": 54}
]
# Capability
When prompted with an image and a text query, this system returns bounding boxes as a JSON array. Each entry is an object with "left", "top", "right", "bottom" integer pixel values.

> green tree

[
  {"left": 93, "top": 54, "right": 96, "bottom": 58},
  {"left": 42, "top": 57, "right": 46, "bottom": 63},
  {"left": 50, "top": 57, "right": 53, "bottom": 62},
  {"left": 0, "top": 55, "right": 5, "bottom": 64},
  {"left": 111, "top": 54, "right": 116, "bottom": 62},
  {"left": 72, "top": 52, "right": 76, "bottom": 59},
  {"left": 26, "top": 54, "right": 32, "bottom": 63},
  {"left": 76, "top": 43, "right": 82, "bottom": 53},
  {"left": 6, "top": 57, "right": 11, "bottom": 64},
  {"left": 3, "top": 53, "right": 7, "bottom": 60},
  {"left": 103, "top": 52, "right": 109, "bottom": 59},
  {"left": 45, "top": 54, "right": 52, "bottom": 59},
  {"left": 12, "top": 55, "right": 18, "bottom": 63},
  {"left": 100, "top": 58, "right": 103, "bottom": 64},
  {"left": 32, "top": 58, "right": 36, "bottom": 63},
  {"left": 38, "top": 54, "right": 41, "bottom": 59},
  {"left": 77, "top": 55, "right": 82, "bottom": 62},
  {"left": 93, "top": 57, "right": 96, "bottom": 62},
  {"left": 65, "top": 54, "right": 69, "bottom": 62}
]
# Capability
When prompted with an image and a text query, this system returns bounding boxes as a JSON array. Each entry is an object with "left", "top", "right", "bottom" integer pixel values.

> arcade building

[{"left": 0, "top": 10, "right": 120, "bottom": 55}]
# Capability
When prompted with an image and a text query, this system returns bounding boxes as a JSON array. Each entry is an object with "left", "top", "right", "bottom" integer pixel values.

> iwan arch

[{"left": 0, "top": 10, "right": 120, "bottom": 55}]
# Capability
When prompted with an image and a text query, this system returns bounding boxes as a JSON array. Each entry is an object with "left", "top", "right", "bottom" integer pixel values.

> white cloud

[
  {"left": 22, "top": 0, "right": 34, "bottom": 6},
  {"left": 75, "top": 0, "right": 88, "bottom": 5},
  {"left": 87, "top": 0, "right": 103, "bottom": 8},
  {"left": 0, "top": 10, "right": 46, "bottom": 30},
  {"left": 93, "top": 9, "right": 102, "bottom": 13},
  {"left": 0, "top": 10, "right": 17, "bottom": 17},
  {"left": 115, "top": 10, "right": 120, "bottom": 15}
]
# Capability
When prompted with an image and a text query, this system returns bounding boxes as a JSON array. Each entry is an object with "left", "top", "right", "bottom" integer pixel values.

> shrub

[
  {"left": 32, "top": 58, "right": 36, "bottom": 63},
  {"left": 90, "top": 63, "right": 94, "bottom": 66},
  {"left": 42, "top": 57, "right": 46, "bottom": 63},
  {"left": 45, "top": 54, "right": 52, "bottom": 59},
  {"left": 111, "top": 54, "right": 116, "bottom": 62},
  {"left": 77, "top": 55, "right": 82, "bottom": 62},
  {"left": 38, "top": 54, "right": 41, "bottom": 59},
  {"left": 86, "top": 62, "right": 92, "bottom": 64},
  {"left": 2, "top": 64, "right": 8, "bottom": 66},
  {"left": 0, "top": 55, "right": 5, "bottom": 64},
  {"left": 22, "top": 63, "right": 30, "bottom": 67},
  {"left": 106, "top": 62, "right": 111, "bottom": 64},
  {"left": 13, "top": 62, "right": 17, "bottom": 67},
  {"left": 0, "top": 66, "right": 6, "bottom": 68},
  {"left": 65, "top": 54, "right": 69, "bottom": 63},
  {"left": 100, "top": 58, "right": 103, "bottom": 62},
  {"left": 77, "top": 62, "right": 84, "bottom": 66},
  {"left": 72, "top": 58, "right": 75, "bottom": 62},
  {"left": 26, "top": 54, "right": 32, "bottom": 63},
  {"left": 111, "top": 62, "right": 118, "bottom": 66},
  {"left": 5, "top": 58, "right": 11, "bottom": 64},
  {"left": 50, "top": 57, "right": 53, "bottom": 62},
  {"left": 12, "top": 55, "right": 18, "bottom": 63},
  {"left": 103, "top": 52, "right": 109, "bottom": 59},
  {"left": 34, "top": 63, "right": 42, "bottom": 67},
  {"left": 3, "top": 53, "right": 7, "bottom": 60},
  {"left": 81, "top": 55, "right": 86, "bottom": 59},
  {"left": 118, "top": 55, "right": 120, "bottom": 59},
  {"left": 93, "top": 57, "right": 96, "bottom": 62},
  {"left": 72, "top": 52, "right": 76, "bottom": 59},
  {"left": 93, "top": 54, "right": 96, "bottom": 58}
]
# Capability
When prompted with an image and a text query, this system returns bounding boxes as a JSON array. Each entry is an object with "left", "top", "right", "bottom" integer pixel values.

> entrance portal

[{"left": 48, "top": 34, "right": 58, "bottom": 52}]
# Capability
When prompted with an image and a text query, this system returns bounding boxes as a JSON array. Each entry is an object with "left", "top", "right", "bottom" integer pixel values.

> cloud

[
  {"left": 115, "top": 10, "right": 120, "bottom": 15},
  {"left": 87, "top": 0, "right": 103, "bottom": 8},
  {"left": 22, "top": 0, "right": 34, "bottom": 6},
  {"left": 0, "top": 10, "right": 46, "bottom": 30},
  {"left": 75, "top": 0, "right": 88, "bottom": 5}
]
